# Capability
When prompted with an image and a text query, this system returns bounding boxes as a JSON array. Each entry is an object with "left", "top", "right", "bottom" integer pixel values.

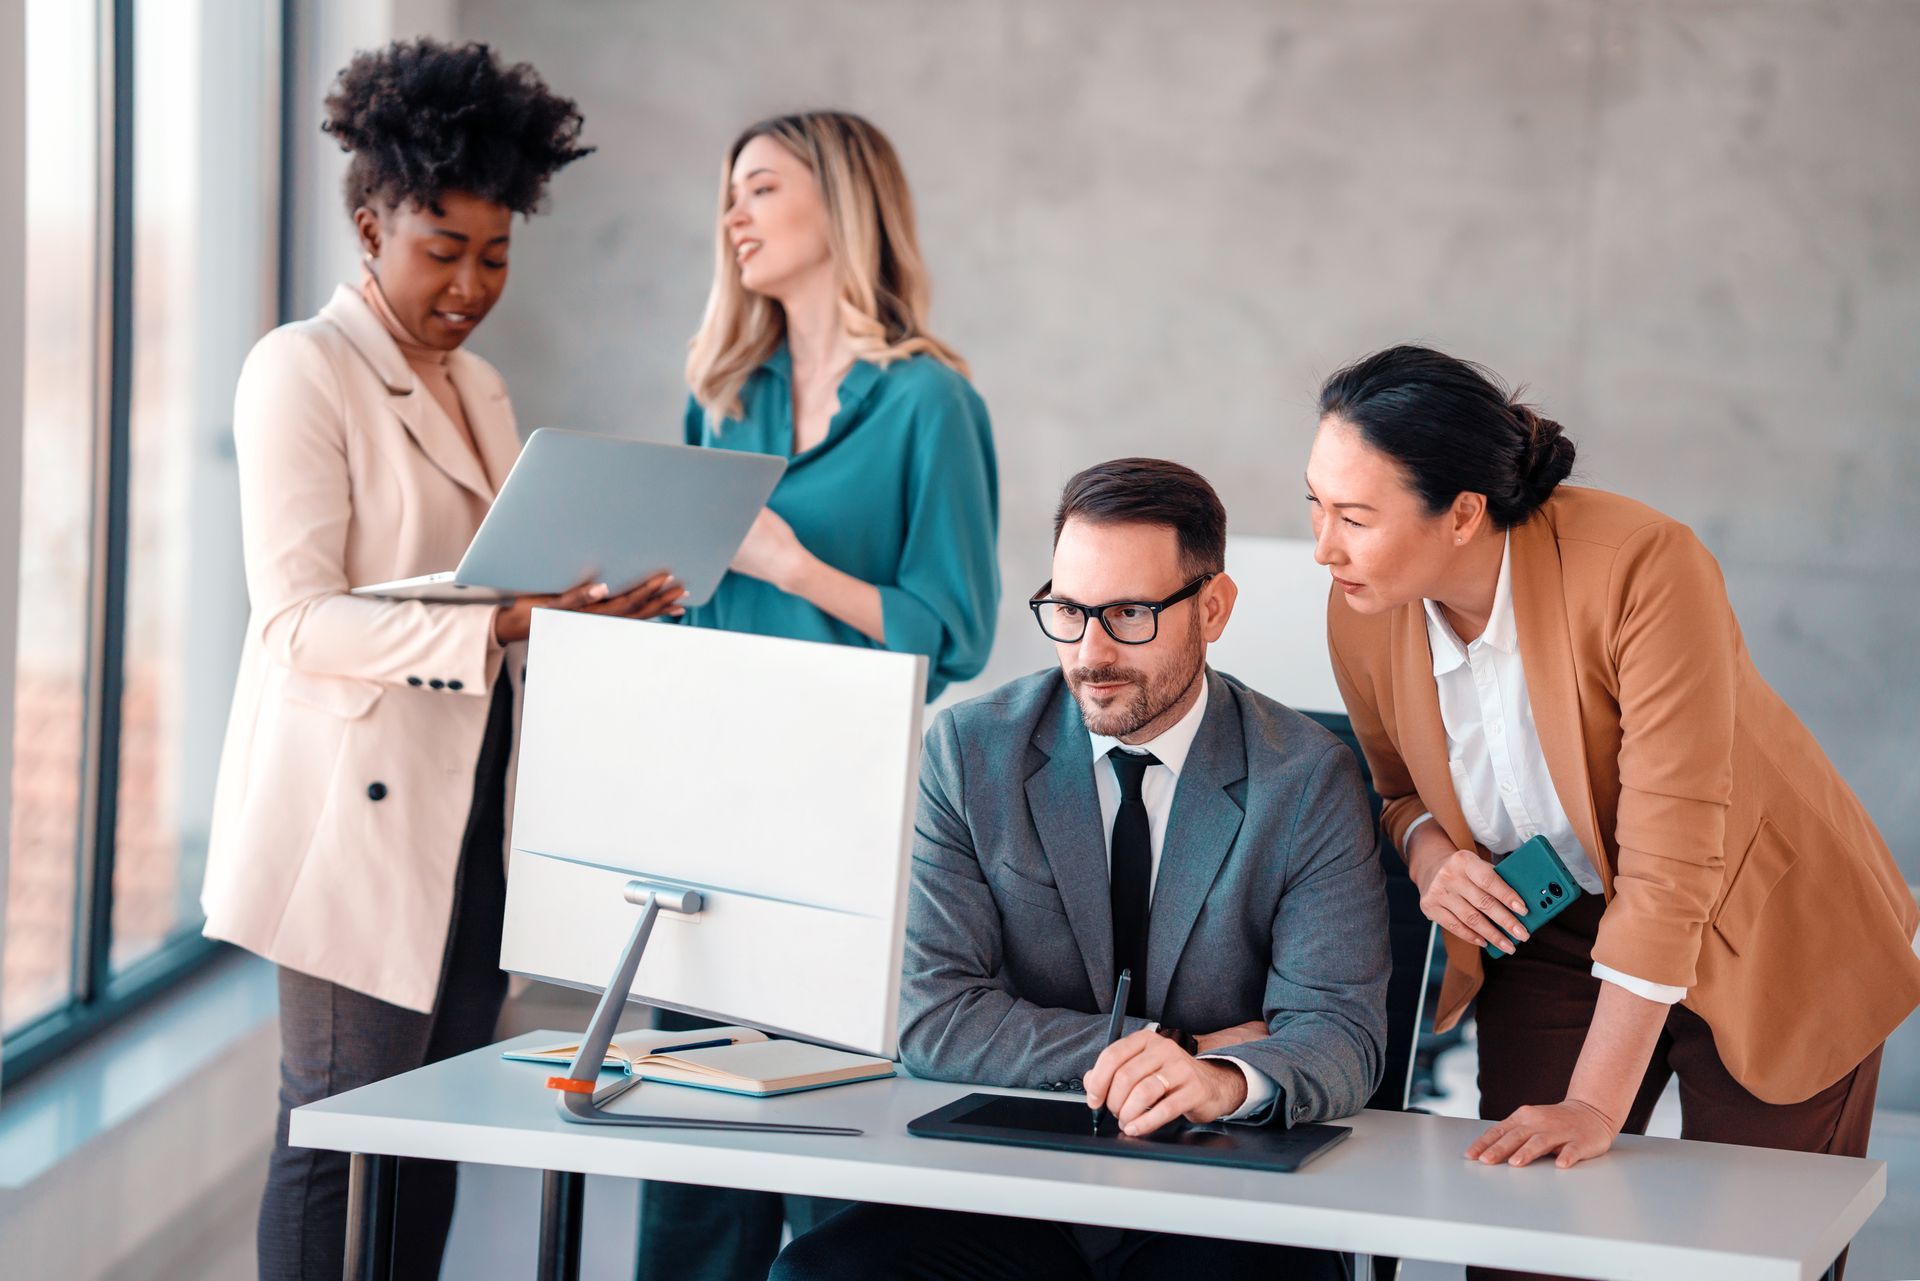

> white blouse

[{"left": 1406, "top": 535, "right": 1686, "bottom": 1005}]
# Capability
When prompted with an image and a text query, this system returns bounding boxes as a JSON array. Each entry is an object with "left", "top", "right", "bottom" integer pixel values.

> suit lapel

[
  {"left": 1509, "top": 507, "right": 1609, "bottom": 888},
  {"left": 320, "top": 284, "right": 494, "bottom": 504},
  {"left": 1144, "top": 673, "right": 1245, "bottom": 1018},
  {"left": 1026, "top": 682, "right": 1116, "bottom": 1004},
  {"left": 1389, "top": 601, "right": 1479, "bottom": 854}
]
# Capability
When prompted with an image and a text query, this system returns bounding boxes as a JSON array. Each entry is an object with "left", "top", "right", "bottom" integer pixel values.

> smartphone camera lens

[{"left": 1548, "top": 882, "right": 1565, "bottom": 898}]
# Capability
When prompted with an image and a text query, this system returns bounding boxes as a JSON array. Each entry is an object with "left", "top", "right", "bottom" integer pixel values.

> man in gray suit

[{"left": 775, "top": 459, "right": 1389, "bottom": 1281}]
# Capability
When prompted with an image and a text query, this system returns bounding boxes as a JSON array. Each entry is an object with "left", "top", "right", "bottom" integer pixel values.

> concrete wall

[{"left": 443, "top": 0, "right": 1920, "bottom": 1099}]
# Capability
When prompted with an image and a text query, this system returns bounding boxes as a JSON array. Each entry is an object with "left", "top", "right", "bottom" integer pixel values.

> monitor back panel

[{"left": 500, "top": 611, "right": 927, "bottom": 1057}]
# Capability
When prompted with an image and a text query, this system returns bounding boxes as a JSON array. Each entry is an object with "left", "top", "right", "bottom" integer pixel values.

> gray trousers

[{"left": 257, "top": 678, "right": 513, "bottom": 1281}]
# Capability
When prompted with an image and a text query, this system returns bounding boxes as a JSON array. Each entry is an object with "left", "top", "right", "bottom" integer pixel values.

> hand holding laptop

[
  {"left": 351, "top": 432, "right": 786, "bottom": 607},
  {"left": 492, "top": 570, "right": 689, "bottom": 644}
]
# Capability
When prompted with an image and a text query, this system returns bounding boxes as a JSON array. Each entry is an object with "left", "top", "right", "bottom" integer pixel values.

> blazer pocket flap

[
  {"left": 280, "top": 670, "right": 383, "bottom": 720},
  {"left": 1712, "top": 819, "right": 1798, "bottom": 956}
]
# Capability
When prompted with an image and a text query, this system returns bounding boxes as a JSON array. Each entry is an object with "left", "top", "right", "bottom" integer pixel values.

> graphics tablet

[
  {"left": 352, "top": 430, "right": 785, "bottom": 605},
  {"left": 908, "top": 1093, "right": 1350, "bottom": 1174}
]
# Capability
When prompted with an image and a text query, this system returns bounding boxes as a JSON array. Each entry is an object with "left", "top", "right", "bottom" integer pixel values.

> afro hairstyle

[{"left": 322, "top": 38, "right": 593, "bottom": 218}]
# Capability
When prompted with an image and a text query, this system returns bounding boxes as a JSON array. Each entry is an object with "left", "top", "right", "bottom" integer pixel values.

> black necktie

[{"left": 1106, "top": 747, "right": 1159, "bottom": 1017}]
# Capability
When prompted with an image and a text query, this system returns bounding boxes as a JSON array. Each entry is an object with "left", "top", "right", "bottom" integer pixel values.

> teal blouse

[{"left": 681, "top": 345, "right": 1000, "bottom": 702}]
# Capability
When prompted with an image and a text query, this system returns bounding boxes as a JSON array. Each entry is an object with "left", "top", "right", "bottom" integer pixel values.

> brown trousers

[{"left": 1467, "top": 895, "right": 1881, "bottom": 1281}]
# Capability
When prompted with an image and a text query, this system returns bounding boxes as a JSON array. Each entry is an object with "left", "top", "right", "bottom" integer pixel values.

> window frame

[{"left": 1, "top": 0, "right": 287, "bottom": 1088}]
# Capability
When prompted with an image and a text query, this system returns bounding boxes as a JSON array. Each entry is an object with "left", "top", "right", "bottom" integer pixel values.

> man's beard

[{"left": 1067, "top": 625, "right": 1205, "bottom": 740}]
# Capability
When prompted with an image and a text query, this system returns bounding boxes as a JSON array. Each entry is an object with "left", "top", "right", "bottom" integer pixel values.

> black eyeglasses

[{"left": 1028, "top": 575, "right": 1214, "bottom": 645}]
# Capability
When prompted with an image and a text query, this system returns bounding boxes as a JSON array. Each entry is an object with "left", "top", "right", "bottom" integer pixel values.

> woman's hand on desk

[
  {"left": 1407, "top": 825, "right": 1531, "bottom": 956},
  {"left": 492, "top": 571, "right": 687, "bottom": 644},
  {"left": 1466, "top": 1098, "right": 1620, "bottom": 1169}
]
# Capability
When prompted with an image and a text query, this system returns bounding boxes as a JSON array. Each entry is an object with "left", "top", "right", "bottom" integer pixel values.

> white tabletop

[{"left": 292, "top": 1031, "right": 1884, "bottom": 1281}]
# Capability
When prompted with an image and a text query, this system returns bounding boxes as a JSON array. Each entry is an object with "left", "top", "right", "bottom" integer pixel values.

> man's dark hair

[
  {"left": 1052, "top": 458, "right": 1227, "bottom": 578},
  {"left": 322, "top": 38, "right": 593, "bottom": 217}
]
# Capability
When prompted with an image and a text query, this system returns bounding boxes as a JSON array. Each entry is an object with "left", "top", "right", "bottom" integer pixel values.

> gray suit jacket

[{"left": 899, "top": 666, "right": 1390, "bottom": 1126}]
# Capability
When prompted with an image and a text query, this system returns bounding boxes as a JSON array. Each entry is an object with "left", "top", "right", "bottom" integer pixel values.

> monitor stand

[{"left": 546, "top": 878, "right": 862, "bottom": 1136}]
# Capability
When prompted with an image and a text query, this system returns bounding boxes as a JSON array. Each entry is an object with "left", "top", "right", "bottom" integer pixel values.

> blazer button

[
  {"left": 447, "top": 679, "right": 463, "bottom": 691},
  {"left": 1067, "top": 1078, "right": 1084, "bottom": 1093},
  {"left": 429, "top": 679, "right": 445, "bottom": 690},
  {"left": 406, "top": 676, "right": 423, "bottom": 687},
  {"left": 367, "top": 782, "right": 388, "bottom": 801}
]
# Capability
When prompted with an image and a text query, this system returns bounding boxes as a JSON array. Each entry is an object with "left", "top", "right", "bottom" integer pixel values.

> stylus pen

[{"left": 1093, "top": 969, "right": 1132, "bottom": 1135}]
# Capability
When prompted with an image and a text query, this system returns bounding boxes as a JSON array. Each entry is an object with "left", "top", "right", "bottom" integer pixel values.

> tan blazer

[
  {"left": 1327, "top": 486, "right": 1919, "bottom": 1104},
  {"left": 201, "top": 284, "right": 526, "bottom": 1012}
]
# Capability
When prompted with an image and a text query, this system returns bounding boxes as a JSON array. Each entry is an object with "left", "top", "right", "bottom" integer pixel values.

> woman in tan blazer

[
  {"left": 198, "top": 41, "right": 681, "bottom": 1281},
  {"left": 1311, "top": 345, "right": 1918, "bottom": 1280}
]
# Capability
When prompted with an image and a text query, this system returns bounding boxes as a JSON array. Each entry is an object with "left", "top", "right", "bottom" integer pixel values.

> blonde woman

[
  {"left": 678, "top": 110, "right": 999, "bottom": 700},
  {"left": 642, "top": 111, "right": 1000, "bottom": 1281}
]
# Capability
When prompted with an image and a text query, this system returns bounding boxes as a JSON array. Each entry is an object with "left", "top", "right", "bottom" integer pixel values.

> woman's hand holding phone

[
  {"left": 1407, "top": 823, "right": 1531, "bottom": 955},
  {"left": 492, "top": 571, "right": 688, "bottom": 644}
]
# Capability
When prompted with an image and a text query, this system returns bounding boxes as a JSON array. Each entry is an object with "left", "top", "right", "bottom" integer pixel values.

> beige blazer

[
  {"left": 1328, "top": 486, "right": 1920, "bottom": 1104},
  {"left": 201, "top": 284, "right": 526, "bottom": 1012}
]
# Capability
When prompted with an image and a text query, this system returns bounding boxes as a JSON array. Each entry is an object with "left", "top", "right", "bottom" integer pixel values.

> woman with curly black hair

[{"left": 199, "top": 39, "right": 682, "bottom": 1280}]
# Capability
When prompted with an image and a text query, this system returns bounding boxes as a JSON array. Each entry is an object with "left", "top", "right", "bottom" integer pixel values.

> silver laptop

[{"left": 352, "top": 429, "right": 786, "bottom": 605}]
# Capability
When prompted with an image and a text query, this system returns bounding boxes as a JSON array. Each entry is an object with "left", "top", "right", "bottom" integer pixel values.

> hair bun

[{"left": 1512, "top": 403, "right": 1575, "bottom": 505}]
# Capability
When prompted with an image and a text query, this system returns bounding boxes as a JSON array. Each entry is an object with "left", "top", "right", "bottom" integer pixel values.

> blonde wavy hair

[{"left": 686, "top": 111, "right": 968, "bottom": 425}]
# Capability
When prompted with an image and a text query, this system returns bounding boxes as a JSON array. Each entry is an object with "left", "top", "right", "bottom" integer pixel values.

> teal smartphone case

[{"left": 1483, "top": 835, "right": 1584, "bottom": 959}]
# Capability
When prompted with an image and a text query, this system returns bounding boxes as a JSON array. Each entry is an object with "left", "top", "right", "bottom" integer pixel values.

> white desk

[{"left": 292, "top": 1031, "right": 1883, "bottom": 1281}]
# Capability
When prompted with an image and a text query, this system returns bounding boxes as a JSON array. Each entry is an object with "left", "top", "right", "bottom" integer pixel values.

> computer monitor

[{"left": 498, "top": 610, "right": 927, "bottom": 1059}]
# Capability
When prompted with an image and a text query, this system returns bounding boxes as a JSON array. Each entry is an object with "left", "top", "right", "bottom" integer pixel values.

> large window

[{"left": 2, "top": 0, "right": 279, "bottom": 1080}]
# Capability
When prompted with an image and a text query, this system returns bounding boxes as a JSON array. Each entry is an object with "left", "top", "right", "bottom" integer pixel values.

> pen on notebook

[
  {"left": 652, "top": 1037, "right": 733, "bottom": 1055},
  {"left": 1093, "top": 969, "right": 1132, "bottom": 1135}
]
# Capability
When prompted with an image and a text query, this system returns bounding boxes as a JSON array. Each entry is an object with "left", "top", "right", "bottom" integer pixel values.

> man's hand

[
  {"left": 1465, "top": 1098, "right": 1620, "bottom": 1169},
  {"left": 1083, "top": 1028, "right": 1248, "bottom": 1136}
]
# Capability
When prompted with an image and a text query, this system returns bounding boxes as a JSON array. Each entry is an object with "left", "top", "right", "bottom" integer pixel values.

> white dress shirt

[
  {"left": 1087, "top": 675, "right": 1280, "bottom": 1121},
  {"left": 1405, "top": 535, "right": 1686, "bottom": 1005}
]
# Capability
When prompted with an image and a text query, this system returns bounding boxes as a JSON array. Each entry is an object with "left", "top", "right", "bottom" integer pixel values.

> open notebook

[{"left": 504, "top": 1026, "right": 896, "bottom": 1101}]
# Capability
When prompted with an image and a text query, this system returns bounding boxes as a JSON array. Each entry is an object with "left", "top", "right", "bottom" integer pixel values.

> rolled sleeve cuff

[
  {"left": 1202, "top": 1055, "right": 1279, "bottom": 1123},
  {"left": 1402, "top": 812, "right": 1437, "bottom": 845},
  {"left": 1591, "top": 962, "right": 1686, "bottom": 1005}
]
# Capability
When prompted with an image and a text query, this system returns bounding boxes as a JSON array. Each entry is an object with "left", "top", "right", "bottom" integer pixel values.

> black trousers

[
  {"left": 257, "top": 678, "right": 514, "bottom": 1281},
  {"left": 771, "top": 1203, "right": 1347, "bottom": 1281},
  {"left": 635, "top": 1008, "right": 848, "bottom": 1281}
]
